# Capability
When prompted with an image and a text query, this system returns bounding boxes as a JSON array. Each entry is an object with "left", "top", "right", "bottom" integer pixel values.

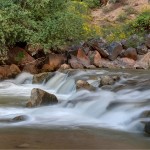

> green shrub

[
  {"left": 0, "top": 0, "right": 98, "bottom": 53},
  {"left": 129, "top": 9, "right": 150, "bottom": 33},
  {"left": 116, "top": 12, "right": 128, "bottom": 22}
]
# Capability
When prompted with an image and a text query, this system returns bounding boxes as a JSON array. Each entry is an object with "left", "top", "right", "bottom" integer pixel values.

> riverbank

[{"left": 0, "top": 127, "right": 150, "bottom": 149}]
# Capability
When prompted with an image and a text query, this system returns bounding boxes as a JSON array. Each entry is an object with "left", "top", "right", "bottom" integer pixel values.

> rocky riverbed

[{"left": 0, "top": 69, "right": 150, "bottom": 148}]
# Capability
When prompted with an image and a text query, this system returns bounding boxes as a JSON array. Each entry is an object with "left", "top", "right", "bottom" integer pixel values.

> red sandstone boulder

[
  {"left": 7, "top": 47, "right": 35, "bottom": 65},
  {"left": 0, "top": 64, "right": 21, "bottom": 80},
  {"left": 77, "top": 48, "right": 90, "bottom": 67},
  {"left": 93, "top": 51, "right": 102, "bottom": 67},
  {"left": 120, "top": 48, "right": 138, "bottom": 61},
  {"left": 69, "top": 55, "right": 84, "bottom": 69},
  {"left": 42, "top": 54, "right": 66, "bottom": 72}
]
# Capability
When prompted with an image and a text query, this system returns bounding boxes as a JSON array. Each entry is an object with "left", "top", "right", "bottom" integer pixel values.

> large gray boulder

[
  {"left": 107, "top": 42, "right": 123, "bottom": 61},
  {"left": 26, "top": 88, "right": 58, "bottom": 107}
]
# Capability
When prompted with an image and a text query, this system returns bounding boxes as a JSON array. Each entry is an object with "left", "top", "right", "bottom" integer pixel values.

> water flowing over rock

[
  {"left": 32, "top": 72, "right": 50, "bottom": 84},
  {"left": 26, "top": 88, "right": 58, "bottom": 107},
  {"left": 12, "top": 115, "right": 28, "bottom": 122}
]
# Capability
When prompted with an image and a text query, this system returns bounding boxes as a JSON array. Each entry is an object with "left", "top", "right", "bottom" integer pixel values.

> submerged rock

[
  {"left": 26, "top": 88, "right": 58, "bottom": 107},
  {"left": 76, "top": 80, "right": 96, "bottom": 91},
  {"left": 12, "top": 115, "right": 28, "bottom": 122}
]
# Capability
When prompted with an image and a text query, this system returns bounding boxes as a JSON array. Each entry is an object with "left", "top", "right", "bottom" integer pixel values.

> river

[{"left": 0, "top": 69, "right": 150, "bottom": 149}]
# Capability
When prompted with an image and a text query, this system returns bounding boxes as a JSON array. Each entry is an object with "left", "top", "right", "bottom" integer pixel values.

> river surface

[{"left": 0, "top": 69, "right": 150, "bottom": 149}]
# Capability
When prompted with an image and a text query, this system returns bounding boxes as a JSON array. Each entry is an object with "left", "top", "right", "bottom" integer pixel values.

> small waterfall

[
  {"left": 45, "top": 72, "right": 68, "bottom": 91},
  {"left": 0, "top": 70, "right": 150, "bottom": 133}
]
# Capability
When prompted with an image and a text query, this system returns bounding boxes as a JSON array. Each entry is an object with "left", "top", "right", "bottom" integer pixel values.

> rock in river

[{"left": 26, "top": 88, "right": 58, "bottom": 107}]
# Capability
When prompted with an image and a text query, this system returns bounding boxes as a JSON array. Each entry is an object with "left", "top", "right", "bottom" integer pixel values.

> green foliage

[
  {"left": 100, "top": 9, "right": 150, "bottom": 43},
  {"left": 116, "top": 12, "right": 128, "bottom": 22},
  {"left": 0, "top": 0, "right": 98, "bottom": 52},
  {"left": 129, "top": 9, "right": 150, "bottom": 33},
  {"left": 73, "top": 0, "right": 100, "bottom": 8},
  {"left": 124, "top": 6, "right": 138, "bottom": 15}
]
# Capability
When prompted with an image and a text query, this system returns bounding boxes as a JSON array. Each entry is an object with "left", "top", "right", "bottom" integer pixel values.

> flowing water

[{"left": 0, "top": 69, "right": 150, "bottom": 148}]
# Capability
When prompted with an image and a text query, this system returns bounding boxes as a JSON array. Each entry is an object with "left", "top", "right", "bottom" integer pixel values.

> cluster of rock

[
  {"left": 0, "top": 34, "right": 150, "bottom": 80},
  {"left": 67, "top": 34, "right": 150, "bottom": 70}
]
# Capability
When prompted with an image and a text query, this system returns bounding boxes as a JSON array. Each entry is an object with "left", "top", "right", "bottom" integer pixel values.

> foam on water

[{"left": 0, "top": 70, "right": 150, "bottom": 133}]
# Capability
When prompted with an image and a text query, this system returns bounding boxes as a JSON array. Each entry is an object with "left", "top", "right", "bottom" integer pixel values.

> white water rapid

[{"left": 0, "top": 70, "right": 150, "bottom": 133}]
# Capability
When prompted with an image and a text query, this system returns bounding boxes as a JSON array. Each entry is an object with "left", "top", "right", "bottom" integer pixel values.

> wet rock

[
  {"left": 76, "top": 80, "right": 96, "bottom": 91},
  {"left": 99, "top": 75, "right": 120, "bottom": 87},
  {"left": 12, "top": 115, "right": 27, "bottom": 122},
  {"left": 60, "top": 64, "right": 71, "bottom": 70},
  {"left": 120, "top": 48, "right": 138, "bottom": 60},
  {"left": 137, "top": 45, "right": 148, "bottom": 55},
  {"left": 145, "top": 34, "right": 150, "bottom": 48},
  {"left": 144, "top": 122, "right": 150, "bottom": 135},
  {"left": 107, "top": 42, "right": 123, "bottom": 61},
  {"left": 32, "top": 72, "right": 50, "bottom": 84},
  {"left": 134, "top": 52, "right": 150, "bottom": 69},
  {"left": 26, "top": 88, "right": 58, "bottom": 107}
]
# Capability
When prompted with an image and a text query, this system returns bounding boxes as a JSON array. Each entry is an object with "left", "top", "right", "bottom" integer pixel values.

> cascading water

[{"left": 0, "top": 70, "right": 150, "bottom": 133}]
